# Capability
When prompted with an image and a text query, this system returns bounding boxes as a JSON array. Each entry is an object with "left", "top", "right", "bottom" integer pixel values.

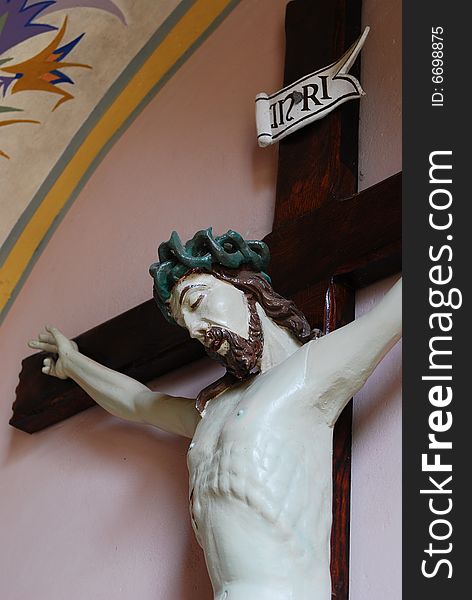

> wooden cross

[{"left": 10, "top": 1, "right": 401, "bottom": 598}]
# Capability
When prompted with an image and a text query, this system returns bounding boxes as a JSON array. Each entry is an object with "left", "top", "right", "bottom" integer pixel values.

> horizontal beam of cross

[
  {"left": 268, "top": 172, "right": 401, "bottom": 297},
  {"left": 10, "top": 172, "right": 401, "bottom": 434}
]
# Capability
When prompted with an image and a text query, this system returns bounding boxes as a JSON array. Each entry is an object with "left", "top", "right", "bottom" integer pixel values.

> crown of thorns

[{"left": 149, "top": 228, "right": 270, "bottom": 322}]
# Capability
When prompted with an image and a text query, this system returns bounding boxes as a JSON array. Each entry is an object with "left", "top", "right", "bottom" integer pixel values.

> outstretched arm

[
  {"left": 28, "top": 327, "right": 200, "bottom": 438},
  {"left": 306, "top": 277, "right": 402, "bottom": 425}
]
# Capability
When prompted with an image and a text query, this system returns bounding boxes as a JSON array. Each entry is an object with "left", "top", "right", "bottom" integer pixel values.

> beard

[{"left": 202, "top": 294, "right": 264, "bottom": 381}]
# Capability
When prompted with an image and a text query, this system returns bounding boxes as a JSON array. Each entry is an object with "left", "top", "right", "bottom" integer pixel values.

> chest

[
  {"left": 187, "top": 369, "right": 330, "bottom": 482},
  {"left": 186, "top": 375, "right": 333, "bottom": 541}
]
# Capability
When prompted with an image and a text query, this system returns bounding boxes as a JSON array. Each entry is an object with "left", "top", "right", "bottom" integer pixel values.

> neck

[{"left": 256, "top": 304, "right": 302, "bottom": 372}]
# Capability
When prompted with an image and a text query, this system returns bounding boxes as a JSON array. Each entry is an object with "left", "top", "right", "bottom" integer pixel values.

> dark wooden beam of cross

[{"left": 10, "top": 1, "right": 401, "bottom": 598}]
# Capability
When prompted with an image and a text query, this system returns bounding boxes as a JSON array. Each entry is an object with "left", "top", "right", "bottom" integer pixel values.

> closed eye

[{"left": 190, "top": 294, "right": 204, "bottom": 310}]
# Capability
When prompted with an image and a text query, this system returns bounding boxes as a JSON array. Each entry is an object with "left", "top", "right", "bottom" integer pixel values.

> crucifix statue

[
  {"left": 28, "top": 228, "right": 401, "bottom": 600},
  {"left": 11, "top": 0, "right": 402, "bottom": 598}
]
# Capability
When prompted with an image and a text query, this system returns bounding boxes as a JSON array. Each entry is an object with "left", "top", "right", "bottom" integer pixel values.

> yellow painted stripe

[{"left": 0, "top": 0, "right": 233, "bottom": 312}]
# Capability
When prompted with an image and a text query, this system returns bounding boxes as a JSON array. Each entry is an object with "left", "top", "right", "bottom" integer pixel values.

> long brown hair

[{"left": 212, "top": 267, "right": 321, "bottom": 343}]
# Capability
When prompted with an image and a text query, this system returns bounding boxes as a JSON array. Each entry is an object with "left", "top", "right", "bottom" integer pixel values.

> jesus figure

[{"left": 29, "top": 228, "right": 402, "bottom": 600}]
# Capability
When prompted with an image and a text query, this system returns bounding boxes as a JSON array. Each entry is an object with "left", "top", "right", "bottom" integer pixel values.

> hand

[{"left": 28, "top": 326, "right": 78, "bottom": 380}]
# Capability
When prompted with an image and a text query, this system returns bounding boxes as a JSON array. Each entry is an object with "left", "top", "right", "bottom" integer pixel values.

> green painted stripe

[
  {"left": 0, "top": 13, "right": 7, "bottom": 37},
  {"left": 0, "top": 105, "right": 23, "bottom": 113}
]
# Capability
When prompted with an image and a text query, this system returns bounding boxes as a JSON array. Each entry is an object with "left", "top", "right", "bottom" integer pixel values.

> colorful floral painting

[{"left": 0, "top": 1, "right": 126, "bottom": 158}]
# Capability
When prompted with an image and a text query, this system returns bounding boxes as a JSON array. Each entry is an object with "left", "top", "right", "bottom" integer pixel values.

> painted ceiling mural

[
  {"left": 0, "top": 0, "right": 239, "bottom": 323},
  {"left": 0, "top": 2, "right": 105, "bottom": 158}
]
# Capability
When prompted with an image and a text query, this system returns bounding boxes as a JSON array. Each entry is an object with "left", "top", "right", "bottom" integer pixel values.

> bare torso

[{"left": 188, "top": 343, "right": 334, "bottom": 600}]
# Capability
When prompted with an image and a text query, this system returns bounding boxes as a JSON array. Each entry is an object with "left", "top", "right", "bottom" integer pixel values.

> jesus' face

[
  {"left": 169, "top": 273, "right": 263, "bottom": 379},
  {"left": 170, "top": 273, "right": 249, "bottom": 343}
]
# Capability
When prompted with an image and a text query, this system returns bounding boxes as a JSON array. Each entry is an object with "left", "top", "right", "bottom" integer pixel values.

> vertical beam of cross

[{"left": 271, "top": 1, "right": 362, "bottom": 597}]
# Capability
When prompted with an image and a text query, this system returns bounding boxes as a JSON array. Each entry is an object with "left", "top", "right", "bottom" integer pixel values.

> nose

[{"left": 183, "top": 314, "right": 206, "bottom": 339}]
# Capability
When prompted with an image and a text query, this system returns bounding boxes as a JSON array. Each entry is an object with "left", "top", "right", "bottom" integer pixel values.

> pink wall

[
  {"left": 0, "top": 1, "right": 401, "bottom": 599},
  {"left": 351, "top": 1, "right": 402, "bottom": 597}
]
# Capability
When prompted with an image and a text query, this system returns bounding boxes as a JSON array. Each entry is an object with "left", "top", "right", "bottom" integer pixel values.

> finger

[
  {"left": 29, "top": 340, "right": 46, "bottom": 350},
  {"left": 45, "top": 325, "right": 69, "bottom": 346},
  {"left": 38, "top": 332, "right": 55, "bottom": 344},
  {"left": 41, "top": 364, "right": 59, "bottom": 377},
  {"left": 43, "top": 356, "right": 59, "bottom": 376},
  {"left": 28, "top": 340, "right": 58, "bottom": 353}
]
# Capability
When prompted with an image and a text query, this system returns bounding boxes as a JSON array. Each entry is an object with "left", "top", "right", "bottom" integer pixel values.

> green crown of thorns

[{"left": 149, "top": 228, "right": 271, "bottom": 322}]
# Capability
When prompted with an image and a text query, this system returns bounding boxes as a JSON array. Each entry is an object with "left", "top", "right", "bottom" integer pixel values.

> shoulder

[{"left": 257, "top": 341, "right": 331, "bottom": 417}]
